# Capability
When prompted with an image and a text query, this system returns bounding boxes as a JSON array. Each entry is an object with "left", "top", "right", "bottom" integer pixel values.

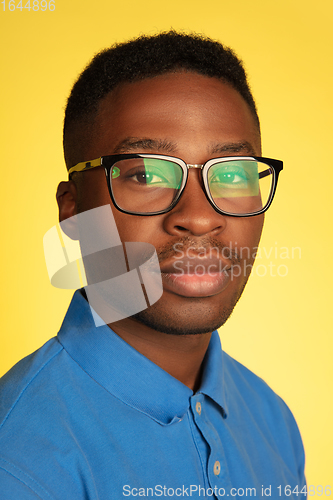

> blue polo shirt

[{"left": 0, "top": 291, "right": 305, "bottom": 499}]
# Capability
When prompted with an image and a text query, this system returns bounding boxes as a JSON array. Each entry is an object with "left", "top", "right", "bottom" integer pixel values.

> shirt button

[
  {"left": 195, "top": 402, "right": 202, "bottom": 415},
  {"left": 213, "top": 461, "right": 221, "bottom": 476}
]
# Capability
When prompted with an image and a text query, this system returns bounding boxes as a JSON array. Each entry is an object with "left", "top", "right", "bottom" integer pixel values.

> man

[{"left": 0, "top": 32, "right": 305, "bottom": 499}]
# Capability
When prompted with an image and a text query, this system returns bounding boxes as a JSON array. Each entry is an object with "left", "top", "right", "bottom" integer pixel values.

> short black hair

[{"left": 63, "top": 30, "right": 260, "bottom": 168}]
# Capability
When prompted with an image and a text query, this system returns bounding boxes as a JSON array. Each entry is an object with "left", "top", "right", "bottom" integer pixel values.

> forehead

[{"left": 84, "top": 72, "right": 261, "bottom": 161}]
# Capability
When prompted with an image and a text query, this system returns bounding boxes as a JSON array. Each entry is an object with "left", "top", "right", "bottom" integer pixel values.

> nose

[{"left": 163, "top": 170, "right": 227, "bottom": 237}]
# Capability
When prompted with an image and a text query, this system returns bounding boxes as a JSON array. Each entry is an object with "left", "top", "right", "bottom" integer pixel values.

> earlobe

[{"left": 56, "top": 181, "right": 79, "bottom": 239}]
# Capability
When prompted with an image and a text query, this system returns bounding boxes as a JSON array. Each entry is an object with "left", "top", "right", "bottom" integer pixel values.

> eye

[
  {"left": 130, "top": 168, "right": 172, "bottom": 186},
  {"left": 210, "top": 165, "right": 249, "bottom": 188},
  {"left": 126, "top": 160, "right": 182, "bottom": 189},
  {"left": 110, "top": 158, "right": 183, "bottom": 190}
]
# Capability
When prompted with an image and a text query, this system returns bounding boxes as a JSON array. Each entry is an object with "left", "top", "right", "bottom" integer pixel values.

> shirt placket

[{"left": 190, "top": 394, "right": 232, "bottom": 500}]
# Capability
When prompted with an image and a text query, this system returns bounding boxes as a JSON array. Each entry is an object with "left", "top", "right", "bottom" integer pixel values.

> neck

[{"left": 109, "top": 318, "right": 212, "bottom": 392}]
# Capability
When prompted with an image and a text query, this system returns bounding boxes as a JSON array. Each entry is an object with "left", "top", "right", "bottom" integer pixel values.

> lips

[
  {"left": 161, "top": 256, "right": 229, "bottom": 274},
  {"left": 160, "top": 256, "right": 232, "bottom": 298}
]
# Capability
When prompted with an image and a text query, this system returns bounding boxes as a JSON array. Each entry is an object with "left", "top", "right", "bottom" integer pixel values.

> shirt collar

[
  {"left": 198, "top": 331, "right": 228, "bottom": 418},
  {"left": 58, "top": 290, "right": 228, "bottom": 425}
]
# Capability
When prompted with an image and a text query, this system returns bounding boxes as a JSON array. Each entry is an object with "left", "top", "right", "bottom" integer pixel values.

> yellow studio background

[{"left": 0, "top": 0, "right": 332, "bottom": 489}]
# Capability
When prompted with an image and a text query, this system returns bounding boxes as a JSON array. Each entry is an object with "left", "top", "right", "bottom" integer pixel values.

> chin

[
  {"left": 130, "top": 299, "right": 238, "bottom": 336},
  {"left": 130, "top": 276, "right": 249, "bottom": 336}
]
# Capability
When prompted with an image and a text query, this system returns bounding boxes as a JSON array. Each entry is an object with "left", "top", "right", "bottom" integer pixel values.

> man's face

[{"left": 72, "top": 71, "right": 263, "bottom": 335}]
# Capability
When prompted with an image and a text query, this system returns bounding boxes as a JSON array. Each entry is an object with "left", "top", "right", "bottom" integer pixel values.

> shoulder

[
  {"left": 222, "top": 349, "right": 305, "bottom": 465},
  {"left": 0, "top": 339, "right": 68, "bottom": 498},
  {"left": 222, "top": 349, "right": 298, "bottom": 422},
  {"left": 0, "top": 336, "right": 98, "bottom": 499},
  {"left": 0, "top": 338, "right": 64, "bottom": 427}
]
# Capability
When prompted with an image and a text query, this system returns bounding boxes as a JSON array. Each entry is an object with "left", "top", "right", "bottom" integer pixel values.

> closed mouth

[{"left": 160, "top": 256, "right": 232, "bottom": 298}]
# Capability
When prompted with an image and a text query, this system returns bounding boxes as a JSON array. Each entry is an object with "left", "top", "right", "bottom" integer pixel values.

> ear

[{"left": 56, "top": 180, "right": 79, "bottom": 239}]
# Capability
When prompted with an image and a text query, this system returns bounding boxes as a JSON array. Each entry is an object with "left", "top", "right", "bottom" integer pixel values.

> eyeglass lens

[{"left": 110, "top": 157, "right": 274, "bottom": 215}]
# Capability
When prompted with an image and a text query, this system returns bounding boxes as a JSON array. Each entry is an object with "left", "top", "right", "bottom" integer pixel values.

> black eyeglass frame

[{"left": 68, "top": 154, "right": 283, "bottom": 217}]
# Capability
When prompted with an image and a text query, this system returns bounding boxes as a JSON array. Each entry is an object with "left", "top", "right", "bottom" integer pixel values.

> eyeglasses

[{"left": 69, "top": 154, "right": 283, "bottom": 217}]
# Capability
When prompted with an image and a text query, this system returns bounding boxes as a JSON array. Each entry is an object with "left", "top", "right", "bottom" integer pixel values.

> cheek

[
  {"left": 112, "top": 211, "right": 161, "bottom": 243},
  {"left": 78, "top": 173, "right": 162, "bottom": 242},
  {"left": 227, "top": 216, "right": 264, "bottom": 255}
]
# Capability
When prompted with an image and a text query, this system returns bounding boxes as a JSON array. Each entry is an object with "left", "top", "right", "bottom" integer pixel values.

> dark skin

[{"left": 57, "top": 72, "right": 263, "bottom": 391}]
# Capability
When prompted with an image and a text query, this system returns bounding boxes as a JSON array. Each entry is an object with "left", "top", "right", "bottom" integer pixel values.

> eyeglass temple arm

[
  {"left": 68, "top": 158, "right": 102, "bottom": 176},
  {"left": 259, "top": 168, "right": 271, "bottom": 179}
]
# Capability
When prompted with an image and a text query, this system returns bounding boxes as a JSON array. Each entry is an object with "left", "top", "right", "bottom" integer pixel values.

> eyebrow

[
  {"left": 210, "top": 141, "right": 256, "bottom": 155},
  {"left": 113, "top": 138, "right": 177, "bottom": 154},
  {"left": 113, "top": 137, "right": 256, "bottom": 156}
]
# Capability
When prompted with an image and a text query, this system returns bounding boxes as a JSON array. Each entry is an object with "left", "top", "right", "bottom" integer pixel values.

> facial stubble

[{"left": 130, "top": 275, "right": 249, "bottom": 336}]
